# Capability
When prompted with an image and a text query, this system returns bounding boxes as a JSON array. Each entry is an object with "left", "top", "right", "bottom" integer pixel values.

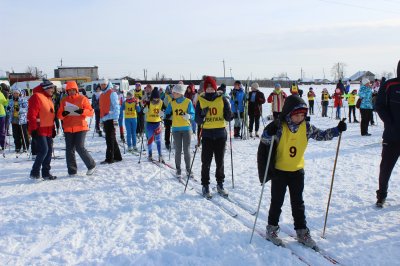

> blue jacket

[
  {"left": 358, "top": 85, "right": 373, "bottom": 109},
  {"left": 375, "top": 78, "right": 400, "bottom": 142},
  {"left": 229, "top": 88, "right": 245, "bottom": 113},
  {"left": 7, "top": 97, "right": 28, "bottom": 125},
  {"left": 165, "top": 96, "right": 195, "bottom": 132},
  {"left": 100, "top": 82, "right": 120, "bottom": 122}
]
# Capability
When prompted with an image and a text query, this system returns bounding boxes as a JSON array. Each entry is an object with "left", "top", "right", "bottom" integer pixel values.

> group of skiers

[{"left": 0, "top": 65, "right": 399, "bottom": 249}]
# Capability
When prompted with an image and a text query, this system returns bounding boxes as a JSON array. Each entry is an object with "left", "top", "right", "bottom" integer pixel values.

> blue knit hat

[{"left": 40, "top": 79, "right": 55, "bottom": 90}]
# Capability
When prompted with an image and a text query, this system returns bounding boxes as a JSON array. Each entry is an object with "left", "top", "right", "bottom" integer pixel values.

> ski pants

[
  {"left": 12, "top": 123, "right": 29, "bottom": 151},
  {"left": 94, "top": 109, "right": 101, "bottom": 132},
  {"left": 336, "top": 106, "right": 341, "bottom": 119},
  {"left": 348, "top": 106, "right": 357, "bottom": 122},
  {"left": 377, "top": 141, "right": 400, "bottom": 200},
  {"left": 164, "top": 119, "right": 172, "bottom": 146},
  {"left": 0, "top": 116, "right": 6, "bottom": 149},
  {"left": 30, "top": 136, "right": 53, "bottom": 177},
  {"left": 146, "top": 122, "right": 162, "bottom": 157},
  {"left": 125, "top": 118, "right": 137, "bottom": 148},
  {"left": 249, "top": 114, "right": 260, "bottom": 133},
  {"left": 308, "top": 100, "right": 314, "bottom": 115},
  {"left": 103, "top": 119, "right": 122, "bottom": 162},
  {"left": 172, "top": 130, "right": 191, "bottom": 175},
  {"left": 360, "top": 108, "right": 372, "bottom": 135},
  {"left": 268, "top": 169, "right": 307, "bottom": 230},
  {"left": 65, "top": 131, "right": 95, "bottom": 175},
  {"left": 201, "top": 137, "right": 226, "bottom": 186},
  {"left": 322, "top": 102, "right": 329, "bottom": 117}
]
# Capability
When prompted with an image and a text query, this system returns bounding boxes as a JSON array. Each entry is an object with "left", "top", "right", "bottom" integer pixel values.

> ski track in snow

[{"left": 1, "top": 84, "right": 399, "bottom": 265}]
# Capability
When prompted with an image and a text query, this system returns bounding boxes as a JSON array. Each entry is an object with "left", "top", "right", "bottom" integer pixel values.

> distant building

[
  {"left": 7, "top": 72, "right": 36, "bottom": 85},
  {"left": 215, "top": 77, "right": 235, "bottom": 86},
  {"left": 54, "top": 66, "right": 99, "bottom": 81},
  {"left": 346, "top": 71, "right": 375, "bottom": 82}
]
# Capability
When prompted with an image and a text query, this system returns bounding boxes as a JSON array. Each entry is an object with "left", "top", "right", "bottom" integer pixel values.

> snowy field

[{"left": 1, "top": 85, "right": 399, "bottom": 266}]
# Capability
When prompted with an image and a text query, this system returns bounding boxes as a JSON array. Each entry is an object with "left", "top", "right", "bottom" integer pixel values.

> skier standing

[
  {"left": 267, "top": 83, "right": 287, "bottom": 120},
  {"left": 306, "top": 87, "right": 316, "bottom": 115},
  {"left": 195, "top": 76, "right": 233, "bottom": 198},
  {"left": 0, "top": 85, "right": 9, "bottom": 150},
  {"left": 91, "top": 85, "right": 102, "bottom": 136},
  {"left": 229, "top": 80, "right": 245, "bottom": 138},
  {"left": 332, "top": 88, "right": 343, "bottom": 119},
  {"left": 259, "top": 95, "right": 347, "bottom": 247},
  {"left": 346, "top": 89, "right": 359, "bottom": 123},
  {"left": 57, "top": 81, "right": 96, "bottom": 176},
  {"left": 247, "top": 82, "right": 265, "bottom": 137},
  {"left": 122, "top": 91, "right": 140, "bottom": 152},
  {"left": 163, "top": 85, "right": 174, "bottom": 150},
  {"left": 8, "top": 88, "right": 29, "bottom": 152},
  {"left": 321, "top": 88, "right": 331, "bottom": 117},
  {"left": 358, "top": 78, "right": 373, "bottom": 136},
  {"left": 165, "top": 84, "right": 195, "bottom": 178}
]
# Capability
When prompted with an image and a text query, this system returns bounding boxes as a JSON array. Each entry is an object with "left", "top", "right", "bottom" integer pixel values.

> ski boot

[
  {"left": 202, "top": 185, "right": 212, "bottom": 199},
  {"left": 296, "top": 228, "right": 317, "bottom": 249},
  {"left": 43, "top": 174, "right": 57, "bottom": 180},
  {"left": 217, "top": 183, "right": 228, "bottom": 197},
  {"left": 159, "top": 155, "right": 165, "bottom": 164},
  {"left": 266, "top": 225, "right": 283, "bottom": 246}
]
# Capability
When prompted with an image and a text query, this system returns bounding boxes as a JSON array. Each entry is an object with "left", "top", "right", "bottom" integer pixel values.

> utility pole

[
  {"left": 337, "top": 63, "right": 340, "bottom": 81},
  {"left": 60, "top": 58, "right": 63, "bottom": 66},
  {"left": 301, "top": 68, "right": 303, "bottom": 81},
  {"left": 230, "top": 68, "right": 232, "bottom": 78},
  {"left": 222, "top": 59, "right": 226, "bottom": 78}
]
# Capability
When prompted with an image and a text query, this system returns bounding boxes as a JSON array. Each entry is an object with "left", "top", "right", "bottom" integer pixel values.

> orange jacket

[
  {"left": 28, "top": 86, "right": 55, "bottom": 136},
  {"left": 57, "top": 93, "right": 94, "bottom": 133},
  {"left": 100, "top": 89, "right": 112, "bottom": 118}
]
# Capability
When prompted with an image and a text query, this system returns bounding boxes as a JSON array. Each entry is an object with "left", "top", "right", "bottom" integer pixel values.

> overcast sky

[{"left": 1, "top": 0, "right": 399, "bottom": 80}]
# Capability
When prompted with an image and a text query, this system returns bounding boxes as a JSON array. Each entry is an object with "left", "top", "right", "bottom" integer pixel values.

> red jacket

[
  {"left": 28, "top": 86, "right": 55, "bottom": 137},
  {"left": 332, "top": 92, "right": 343, "bottom": 108}
]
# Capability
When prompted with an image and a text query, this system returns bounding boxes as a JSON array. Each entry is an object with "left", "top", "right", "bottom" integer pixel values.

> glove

[
  {"left": 182, "top": 114, "right": 191, "bottom": 120},
  {"left": 143, "top": 107, "right": 149, "bottom": 114},
  {"left": 234, "top": 101, "right": 239, "bottom": 105},
  {"left": 62, "top": 111, "right": 70, "bottom": 117},
  {"left": 74, "top": 108, "right": 84, "bottom": 115},
  {"left": 100, "top": 122, "right": 104, "bottom": 129},
  {"left": 6, "top": 106, "right": 11, "bottom": 111},
  {"left": 31, "top": 130, "right": 39, "bottom": 138},
  {"left": 113, "top": 120, "right": 118, "bottom": 126},
  {"left": 15, "top": 107, "right": 19, "bottom": 112},
  {"left": 159, "top": 110, "right": 164, "bottom": 118},
  {"left": 266, "top": 121, "right": 279, "bottom": 136},
  {"left": 337, "top": 120, "right": 347, "bottom": 132},
  {"left": 52, "top": 128, "right": 56, "bottom": 138},
  {"left": 200, "top": 107, "right": 209, "bottom": 118}
]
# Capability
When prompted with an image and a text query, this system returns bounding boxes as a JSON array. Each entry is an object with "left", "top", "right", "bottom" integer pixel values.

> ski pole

[
  {"left": 168, "top": 129, "right": 173, "bottom": 161},
  {"left": 322, "top": 118, "right": 345, "bottom": 238},
  {"left": 20, "top": 125, "right": 28, "bottom": 154},
  {"left": 138, "top": 133, "right": 145, "bottom": 164},
  {"left": 250, "top": 135, "right": 275, "bottom": 244},
  {"left": 259, "top": 105, "right": 266, "bottom": 128},
  {"left": 228, "top": 120, "right": 234, "bottom": 189},
  {"left": 184, "top": 127, "right": 202, "bottom": 193}
]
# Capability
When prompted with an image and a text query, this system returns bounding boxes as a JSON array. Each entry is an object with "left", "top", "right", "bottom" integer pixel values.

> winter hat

[
  {"left": 113, "top": 85, "right": 120, "bottom": 91},
  {"left": 234, "top": 80, "right": 241, "bottom": 86},
  {"left": 150, "top": 88, "right": 160, "bottom": 99},
  {"left": 335, "top": 88, "right": 341, "bottom": 93},
  {"left": 351, "top": 89, "right": 357, "bottom": 94},
  {"left": 251, "top": 82, "right": 259, "bottom": 90},
  {"left": 172, "top": 84, "right": 185, "bottom": 95},
  {"left": 127, "top": 91, "right": 133, "bottom": 96},
  {"left": 203, "top": 76, "right": 217, "bottom": 91},
  {"left": 65, "top": 81, "right": 79, "bottom": 91},
  {"left": 361, "top": 78, "right": 370, "bottom": 85},
  {"left": 309, "top": 87, "right": 313, "bottom": 91},
  {"left": 217, "top": 83, "right": 226, "bottom": 94},
  {"left": 12, "top": 88, "right": 21, "bottom": 94},
  {"left": 280, "top": 95, "right": 308, "bottom": 121},
  {"left": 41, "top": 79, "right": 55, "bottom": 90},
  {"left": 100, "top": 79, "right": 109, "bottom": 85},
  {"left": 274, "top": 83, "right": 281, "bottom": 89},
  {"left": 323, "top": 88, "right": 328, "bottom": 92},
  {"left": 290, "top": 108, "right": 308, "bottom": 117}
]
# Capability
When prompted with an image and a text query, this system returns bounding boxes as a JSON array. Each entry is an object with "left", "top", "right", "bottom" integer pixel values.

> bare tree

[
  {"left": 381, "top": 71, "right": 393, "bottom": 79},
  {"left": 25, "top": 66, "right": 46, "bottom": 79},
  {"left": 330, "top": 62, "right": 346, "bottom": 81}
]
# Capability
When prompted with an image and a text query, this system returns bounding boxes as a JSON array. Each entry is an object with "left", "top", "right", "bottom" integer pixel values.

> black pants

[
  {"left": 201, "top": 137, "right": 226, "bottom": 186},
  {"left": 308, "top": 100, "right": 314, "bottom": 115},
  {"left": 360, "top": 109, "right": 372, "bottom": 135},
  {"left": 164, "top": 119, "right": 172, "bottom": 146},
  {"left": 65, "top": 131, "right": 96, "bottom": 174},
  {"left": 268, "top": 169, "right": 307, "bottom": 230},
  {"left": 137, "top": 112, "right": 145, "bottom": 135},
  {"left": 348, "top": 106, "right": 357, "bottom": 122},
  {"left": 30, "top": 136, "right": 53, "bottom": 177},
  {"left": 377, "top": 141, "right": 400, "bottom": 200},
  {"left": 322, "top": 102, "right": 328, "bottom": 117},
  {"left": 12, "top": 123, "right": 29, "bottom": 151},
  {"left": 95, "top": 109, "right": 101, "bottom": 131},
  {"left": 104, "top": 120, "right": 122, "bottom": 162},
  {"left": 249, "top": 115, "right": 260, "bottom": 133}
]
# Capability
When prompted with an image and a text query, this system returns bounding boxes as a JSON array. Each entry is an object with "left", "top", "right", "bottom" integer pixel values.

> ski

[
  {"left": 212, "top": 187, "right": 257, "bottom": 215},
  {"left": 193, "top": 186, "right": 238, "bottom": 217}
]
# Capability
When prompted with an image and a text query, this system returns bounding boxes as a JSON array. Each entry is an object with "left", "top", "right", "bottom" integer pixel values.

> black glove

[
  {"left": 31, "top": 130, "right": 38, "bottom": 138},
  {"left": 62, "top": 111, "right": 70, "bottom": 117},
  {"left": 234, "top": 101, "right": 238, "bottom": 105},
  {"left": 200, "top": 107, "right": 209, "bottom": 118},
  {"left": 337, "top": 120, "right": 347, "bottom": 132},
  {"left": 74, "top": 108, "right": 84, "bottom": 114},
  {"left": 6, "top": 106, "right": 11, "bottom": 111},
  {"left": 266, "top": 121, "right": 279, "bottom": 136},
  {"left": 52, "top": 128, "right": 57, "bottom": 138},
  {"left": 15, "top": 107, "right": 19, "bottom": 112}
]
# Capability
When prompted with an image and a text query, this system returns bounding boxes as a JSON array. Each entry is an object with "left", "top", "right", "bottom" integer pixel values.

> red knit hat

[
  {"left": 290, "top": 108, "right": 308, "bottom": 117},
  {"left": 203, "top": 76, "right": 217, "bottom": 91}
]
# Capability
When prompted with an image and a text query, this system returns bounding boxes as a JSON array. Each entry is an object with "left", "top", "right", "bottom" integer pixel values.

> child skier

[
  {"left": 195, "top": 76, "right": 233, "bottom": 198},
  {"left": 8, "top": 88, "right": 29, "bottom": 152},
  {"left": 347, "top": 89, "right": 359, "bottom": 123},
  {"left": 307, "top": 87, "right": 316, "bottom": 115},
  {"left": 122, "top": 91, "right": 140, "bottom": 152},
  {"left": 332, "top": 88, "right": 343, "bottom": 119},
  {"left": 321, "top": 88, "right": 331, "bottom": 117},
  {"left": 259, "top": 95, "right": 347, "bottom": 248},
  {"left": 144, "top": 88, "right": 165, "bottom": 162},
  {"left": 165, "top": 84, "right": 195, "bottom": 179}
]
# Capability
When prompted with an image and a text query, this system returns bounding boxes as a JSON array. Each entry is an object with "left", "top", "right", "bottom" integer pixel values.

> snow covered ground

[{"left": 1, "top": 85, "right": 399, "bottom": 266}]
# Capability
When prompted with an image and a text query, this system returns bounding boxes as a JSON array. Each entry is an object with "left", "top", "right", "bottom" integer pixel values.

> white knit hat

[
  {"left": 172, "top": 84, "right": 185, "bottom": 95},
  {"left": 251, "top": 82, "right": 259, "bottom": 90},
  {"left": 361, "top": 78, "right": 370, "bottom": 85}
]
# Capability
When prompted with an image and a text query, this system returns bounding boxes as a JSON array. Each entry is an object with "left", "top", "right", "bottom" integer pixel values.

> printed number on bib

[
  {"left": 174, "top": 109, "right": 184, "bottom": 115},
  {"left": 208, "top": 107, "right": 218, "bottom": 116},
  {"left": 154, "top": 108, "right": 160, "bottom": 114},
  {"left": 289, "top": 146, "right": 297, "bottom": 157}
]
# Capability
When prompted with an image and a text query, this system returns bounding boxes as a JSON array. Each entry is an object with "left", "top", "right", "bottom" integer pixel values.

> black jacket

[{"left": 247, "top": 90, "right": 266, "bottom": 116}]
